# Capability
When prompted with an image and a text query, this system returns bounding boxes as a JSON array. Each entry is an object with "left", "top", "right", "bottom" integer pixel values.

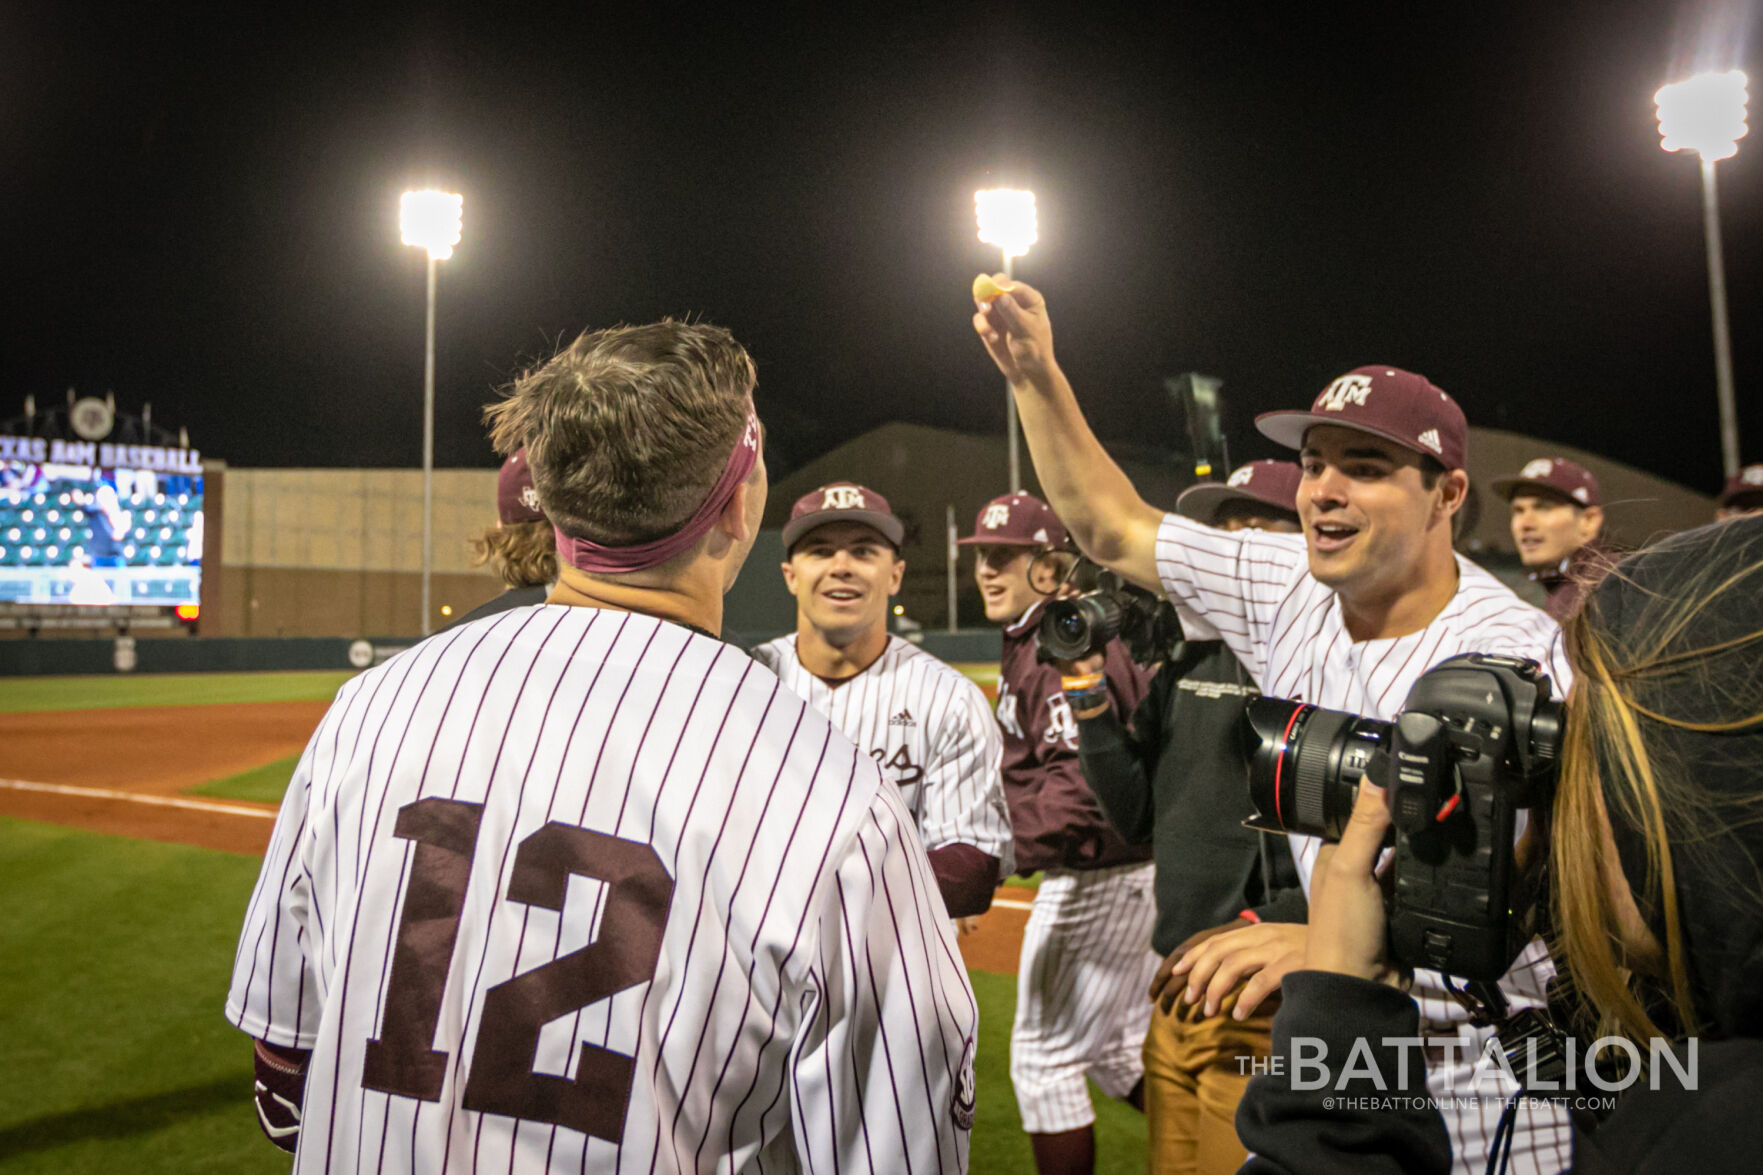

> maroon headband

[{"left": 555, "top": 411, "right": 760, "bottom": 574}]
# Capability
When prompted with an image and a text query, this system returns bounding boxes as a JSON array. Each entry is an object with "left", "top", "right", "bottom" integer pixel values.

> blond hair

[
  {"left": 467, "top": 519, "right": 557, "bottom": 589},
  {"left": 1550, "top": 544, "right": 1763, "bottom": 1044}
]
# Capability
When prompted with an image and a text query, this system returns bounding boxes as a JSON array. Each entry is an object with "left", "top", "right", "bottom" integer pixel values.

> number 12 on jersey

[{"left": 360, "top": 797, "right": 676, "bottom": 1143}]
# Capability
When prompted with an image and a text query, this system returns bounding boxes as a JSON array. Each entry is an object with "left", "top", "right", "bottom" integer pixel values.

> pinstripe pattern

[
  {"left": 226, "top": 603, "right": 977, "bottom": 1173},
  {"left": 1152, "top": 512, "right": 1575, "bottom": 1175},
  {"left": 1009, "top": 863, "right": 1160, "bottom": 1133},
  {"left": 752, "top": 636, "right": 1013, "bottom": 877}
]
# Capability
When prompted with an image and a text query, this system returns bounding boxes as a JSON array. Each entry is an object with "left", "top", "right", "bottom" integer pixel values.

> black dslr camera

[
  {"left": 1243, "top": 653, "right": 1563, "bottom": 982},
  {"left": 1034, "top": 557, "right": 1183, "bottom": 665}
]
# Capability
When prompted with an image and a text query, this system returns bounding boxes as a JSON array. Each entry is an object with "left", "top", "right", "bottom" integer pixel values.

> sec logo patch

[{"left": 953, "top": 1036, "right": 976, "bottom": 1131}]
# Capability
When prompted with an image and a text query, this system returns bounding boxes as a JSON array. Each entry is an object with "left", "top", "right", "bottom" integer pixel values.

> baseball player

[
  {"left": 751, "top": 481, "right": 1013, "bottom": 918},
  {"left": 973, "top": 279, "right": 1575, "bottom": 1175},
  {"left": 227, "top": 320, "right": 977, "bottom": 1173},
  {"left": 960, "top": 490, "right": 1157, "bottom": 1175},
  {"left": 1715, "top": 461, "right": 1763, "bottom": 519},
  {"left": 1490, "top": 457, "right": 1610, "bottom": 621},
  {"left": 452, "top": 448, "right": 556, "bottom": 628}
]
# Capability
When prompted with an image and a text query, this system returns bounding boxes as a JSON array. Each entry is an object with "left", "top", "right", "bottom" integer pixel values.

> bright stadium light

[
  {"left": 1655, "top": 72, "right": 1747, "bottom": 478},
  {"left": 400, "top": 190, "right": 464, "bottom": 259},
  {"left": 975, "top": 188, "right": 1038, "bottom": 491},
  {"left": 1656, "top": 70, "right": 1749, "bottom": 160},
  {"left": 399, "top": 188, "right": 464, "bottom": 635},
  {"left": 975, "top": 188, "right": 1038, "bottom": 261}
]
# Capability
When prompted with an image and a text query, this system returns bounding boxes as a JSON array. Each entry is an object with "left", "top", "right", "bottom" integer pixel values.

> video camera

[
  {"left": 1243, "top": 653, "right": 1563, "bottom": 983},
  {"left": 1033, "top": 556, "right": 1183, "bottom": 666}
]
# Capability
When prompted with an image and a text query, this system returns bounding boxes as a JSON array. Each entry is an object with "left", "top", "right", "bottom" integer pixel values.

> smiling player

[
  {"left": 972, "top": 278, "right": 1575, "bottom": 1174},
  {"left": 752, "top": 482, "right": 1012, "bottom": 918}
]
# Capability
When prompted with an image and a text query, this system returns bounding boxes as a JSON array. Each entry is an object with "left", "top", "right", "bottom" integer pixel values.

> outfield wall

[
  {"left": 0, "top": 629, "right": 1003, "bottom": 676},
  {"left": 211, "top": 467, "right": 504, "bottom": 637}
]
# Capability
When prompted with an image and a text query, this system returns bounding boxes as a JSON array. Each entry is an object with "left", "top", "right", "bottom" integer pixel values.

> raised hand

[{"left": 972, "top": 277, "right": 1056, "bottom": 386}]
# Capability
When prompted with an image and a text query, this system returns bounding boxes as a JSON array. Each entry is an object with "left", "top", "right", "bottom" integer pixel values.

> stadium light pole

[
  {"left": 399, "top": 190, "right": 463, "bottom": 636},
  {"left": 976, "top": 189, "right": 1038, "bottom": 492},
  {"left": 1656, "top": 70, "right": 1748, "bottom": 479}
]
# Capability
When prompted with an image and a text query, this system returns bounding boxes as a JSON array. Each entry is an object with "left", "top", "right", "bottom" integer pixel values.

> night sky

[{"left": 4, "top": 2, "right": 1759, "bottom": 495}]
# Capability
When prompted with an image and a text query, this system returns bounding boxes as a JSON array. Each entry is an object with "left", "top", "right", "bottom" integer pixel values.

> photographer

[
  {"left": 1237, "top": 516, "right": 1763, "bottom": 1174},
  {"left": 972, "top": 279, "right": 1574, "bottom": 1173},
  {"left": 961, "top": 491, "right": 1155, "bottom": 1175},
  {"left": 1063, "top": 460, "right": 1307, "bottom": 1175}
]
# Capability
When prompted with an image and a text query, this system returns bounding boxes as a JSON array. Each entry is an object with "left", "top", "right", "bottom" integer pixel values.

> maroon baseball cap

[
  {"left": 1718, "top": 463, "right": 1763, "bottom": 509},
  {"left": 1255, "top": 366, "right": 1468, "bottom": 471},
  {"left": 956, "top": 491, "right": 1070, "bottom": 548},
  {"left": 497, "top": 449, "right": 547, "bottom": 525},
  {"left": 781, "top": 482, "right": 906, "bottom": 551},
  {"left": 1176, "top": 459, "right": 1302, "bottom": 524},
  {"left": 1490, "top": 457, "right": 1602, "bottom": 507}
]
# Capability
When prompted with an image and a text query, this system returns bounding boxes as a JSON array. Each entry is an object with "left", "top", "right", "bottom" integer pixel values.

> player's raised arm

[
  {"left": 972, "top": 278, "right": 1165, "bottom": 591},
  {"left": 789, "top": 785, "right": 978, "bottom": 1173}
]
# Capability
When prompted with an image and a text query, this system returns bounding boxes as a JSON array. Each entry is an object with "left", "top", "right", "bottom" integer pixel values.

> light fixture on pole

[
  {"left": 976, "top": 188, "right": 1038, "bottom": 492},
  {"left": 1656, "top": 70, "right": 1748, "bottom": 479},
  {"left": 399, "top": 189, "right": 463, "bottom": 636}
]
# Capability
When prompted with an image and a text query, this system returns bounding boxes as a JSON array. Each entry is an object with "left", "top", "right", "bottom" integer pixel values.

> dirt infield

[
  {"left": 0, "top": 699, "right": 329, "bottom": 793},
  {"left": 0, "top": 696, "right": 1029, "bottom": 972}
]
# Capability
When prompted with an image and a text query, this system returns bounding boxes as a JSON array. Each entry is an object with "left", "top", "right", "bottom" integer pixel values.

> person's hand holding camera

[{"left": 1305, "top": 782, "right": 1404, "bottom": 987}]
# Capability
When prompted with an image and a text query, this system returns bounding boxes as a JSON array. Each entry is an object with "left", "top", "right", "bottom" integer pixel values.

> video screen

[{"left": 0, "top": 462, "right": 203, "bottom": 607}]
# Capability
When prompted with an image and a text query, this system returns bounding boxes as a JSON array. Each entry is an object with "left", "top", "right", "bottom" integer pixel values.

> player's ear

[
  {"left": 780, "top": 559, "right": 797, "bottom": 593},
  {"left": 718, "top": 480, "right": 758, "bottom": 545},
  {"left": 1435, "top": 469, "right": 1469, "bottom": 522},
  {"left": 1581, "top": 505, "right": 1605, "bottom": 542},
  {"left": 888, "top": 556, "right": 905, "bottom": 595}
]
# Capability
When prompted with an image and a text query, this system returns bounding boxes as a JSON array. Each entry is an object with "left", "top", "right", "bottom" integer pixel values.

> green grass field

[
  {"left": 0, "top": 671, "right": 355, "bottom": 715},
  {"left": 0, "top": 815, "right": 1145, "bottom": 1173},
  {"left": 4, "top": 667, "right": 1145, "bottom": 1171}
]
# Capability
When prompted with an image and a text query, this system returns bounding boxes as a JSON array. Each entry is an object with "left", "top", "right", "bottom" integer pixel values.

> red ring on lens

[{"left": 1273, "top": 704, "right": 1309, "bottom": 830}]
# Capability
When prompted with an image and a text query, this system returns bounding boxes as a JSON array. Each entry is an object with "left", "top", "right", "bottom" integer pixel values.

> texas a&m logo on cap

[
  {"left": 982, "top": 503, "right": 1011, "bottom": 528},
  {"left": 519, "top": 485, "right": 541, "bottom": 511},
  {"left": 1227, "top": 465, "right": 1255, "bottom": 488},
  {"left": 1316, "top": 374, "right": 1373, "bottom": 412},
  {"left": 822, "top": 485, "right": 869, "bottom": 510}
]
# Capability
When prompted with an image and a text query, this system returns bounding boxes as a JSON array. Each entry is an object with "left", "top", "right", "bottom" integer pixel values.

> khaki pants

[{"left": 1141, "top": 989, "right": 1275, "bottom": 1175}]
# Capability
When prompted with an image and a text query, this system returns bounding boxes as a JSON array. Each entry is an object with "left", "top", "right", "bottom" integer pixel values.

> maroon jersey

[{"left": 995, "top": 600, "right": 1152, "bottom": 874}]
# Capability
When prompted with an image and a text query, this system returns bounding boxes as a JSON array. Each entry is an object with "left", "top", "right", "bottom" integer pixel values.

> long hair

[
  {"left": 467, "top": 519, "right": 558, "bottom": 589},
  {"left": 1550, "top": 533, "right": 1763, "bottom": 1043}
]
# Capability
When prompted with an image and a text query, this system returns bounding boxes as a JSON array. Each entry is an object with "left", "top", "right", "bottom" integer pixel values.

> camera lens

[
  {"left": 1036, "top": 592, "right": 1123, "bottom": 661},
  {"left": 1244, "top": 697, "right": 1390, "bottom": 842}
]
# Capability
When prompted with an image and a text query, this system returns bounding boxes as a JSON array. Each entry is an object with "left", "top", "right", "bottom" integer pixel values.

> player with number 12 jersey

[{"left": 226, "top": 322, "right": 975, "bottom": 1173}]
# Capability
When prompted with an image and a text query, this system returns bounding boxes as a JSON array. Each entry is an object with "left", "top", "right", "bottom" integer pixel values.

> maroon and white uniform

[
  {"left": 1153, "top": 512, "right": 1575, "bottom": 1175},
  {"left": 997, "top": 602, "right": 1159, "bottom": 1134},
  {"left": 751, "top": 634, "right": 1013, "bottom": 917},
  {"left": 228, "top": 605, "right": 977, "bottom": 1173}
]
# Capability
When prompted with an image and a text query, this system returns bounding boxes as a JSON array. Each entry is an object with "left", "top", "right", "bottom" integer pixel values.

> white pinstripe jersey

[
  {"left": 751, "top": 635, "right": 1013, "bottom": 877},
  {"left": 227, "top": 604, "right": 977, "bottom": 1174},
  {"left": 1153, "top": 512, "right": 1575, "bottom": 1175}
]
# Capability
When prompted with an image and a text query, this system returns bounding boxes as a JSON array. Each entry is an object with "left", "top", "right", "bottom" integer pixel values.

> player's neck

[
  {"left": 793, "top": 619, "right": 889, "bottom": 682},
  {"left": 548, "top": 564, "right": 723, "bottom": 637},
  {"left": 1339, "top": 543, "right": 1459, "bottom": 642}
]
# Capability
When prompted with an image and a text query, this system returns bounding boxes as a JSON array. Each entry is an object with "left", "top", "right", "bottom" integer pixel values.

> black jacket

[
  {"left": 1077, "top": 639, "right": 1303, "bottom": 956},
  {"left": 1237, "top": 971, "right": 1763, "bottom": 1175}
]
